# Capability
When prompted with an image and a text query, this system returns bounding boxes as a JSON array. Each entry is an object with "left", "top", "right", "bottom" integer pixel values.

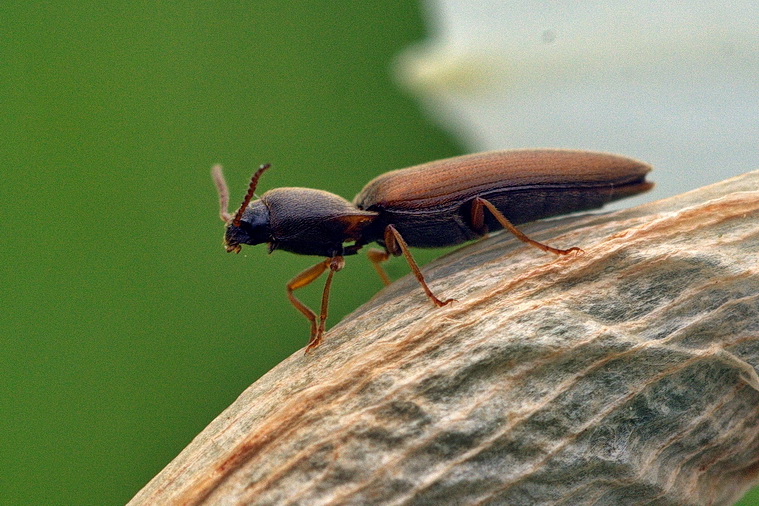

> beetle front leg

[
  {"left": 384, "top": 225, "right": 454, "bottom": 307},
  {"left": 311, "top": 256, "right": 345, "bottom": 353},
  {"left": 286, "top": 256, "right": 345, "bottom": 353},
  {"left": 471, "top": 197, "right": 584, "bottom": 256}
]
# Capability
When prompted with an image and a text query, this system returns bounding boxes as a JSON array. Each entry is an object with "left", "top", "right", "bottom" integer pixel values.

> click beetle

[{"left": 213, "top": 150, "right": 653, "bottom": 352}]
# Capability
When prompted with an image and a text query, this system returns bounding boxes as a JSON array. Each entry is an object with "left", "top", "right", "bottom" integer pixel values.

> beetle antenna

[
  {"left": 232, "top": 163, "right": 271, "bottom": 226},
  {"left": 211, "top": 164, "right": 232, "bottom": 223}
]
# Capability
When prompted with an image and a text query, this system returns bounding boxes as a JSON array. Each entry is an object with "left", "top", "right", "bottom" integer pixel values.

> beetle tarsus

[
  {"left": 555, "top": 246, "right": 584, "bottom": 255},
  {"left": 304, "top": 335, "right": 322, "bottom": 354},
  {"left": 433, "top": 297, "right": 456, "bottom": 307}
]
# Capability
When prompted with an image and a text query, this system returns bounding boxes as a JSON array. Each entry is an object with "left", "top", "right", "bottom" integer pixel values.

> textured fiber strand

[{"left": 131, "top": 171, "right": 759, "bottom": 506}]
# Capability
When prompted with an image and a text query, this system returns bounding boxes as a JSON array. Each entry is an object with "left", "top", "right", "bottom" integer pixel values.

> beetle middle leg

[
  {"left": 471, "top": 197, "right": 583, "bottom": 256},
  {"left": 366, "top": 248, "right": 392, "bottom": 286},
  {"left": 286, "top": 256, "right": 345, "bottom": 353},
  {"left": 383, "top": 225, "right": 454, "bottom": 307}
]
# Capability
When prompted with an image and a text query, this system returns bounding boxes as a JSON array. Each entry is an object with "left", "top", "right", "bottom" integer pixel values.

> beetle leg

[
  {"left": 309, "top": 256, "right": 345, "bottom": 353},
  {"left": 470, "top": 198, "right": 487, "bottom": 235},
  {"left": 472, "top": 197, "right": 583, "bottom": 255},
  {"left": 366, "top": 248, "right": 392, "bottom": 286},
  {"left": 286, "top": 256, "right": 345, "bottom": 353},
  {"left": 384, "top": 225, "right": 454, "bottom": 307},
  {"left": 287, "top": 260, "right": 328, "bottom": 345}
]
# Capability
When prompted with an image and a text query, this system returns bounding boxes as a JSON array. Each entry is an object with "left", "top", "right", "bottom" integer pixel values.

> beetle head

[{"left": 212, "top": 163, "right": 272, "bottom": 253}]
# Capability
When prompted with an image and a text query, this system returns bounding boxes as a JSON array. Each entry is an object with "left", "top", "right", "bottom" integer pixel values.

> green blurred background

[
  {"left": 3, "top": 2, "right": 757, "bottom": 505},
  {"left": 2, "top": 2, "right": 459, "bottom": 504}
]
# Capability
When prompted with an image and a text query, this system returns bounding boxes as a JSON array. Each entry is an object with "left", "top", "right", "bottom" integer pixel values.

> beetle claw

[
  {"left": 304, "top": 336, "right": 322, "bottom": 354},
  {"left": 435, "top": 297, "right": 456, "bottom": 307}
]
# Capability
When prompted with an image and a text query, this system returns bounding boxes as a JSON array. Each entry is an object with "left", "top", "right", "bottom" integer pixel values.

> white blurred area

[{"left": 395, "top": 1, "right": 759, "bottom": 203}]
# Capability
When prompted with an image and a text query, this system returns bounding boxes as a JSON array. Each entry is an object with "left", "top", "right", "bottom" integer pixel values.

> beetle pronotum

[{"left": 213, "top": 150, "right": 653, "bottom": 352}]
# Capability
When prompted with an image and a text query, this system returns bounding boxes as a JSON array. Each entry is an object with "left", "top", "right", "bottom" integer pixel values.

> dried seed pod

[{"left": 133, "top": 171, "right": 759, "bottom": 506}]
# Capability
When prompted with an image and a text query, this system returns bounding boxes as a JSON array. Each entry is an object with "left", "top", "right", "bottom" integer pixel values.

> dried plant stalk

[{"left": 131, "top": 171, "right": 759, "bottom": 505}]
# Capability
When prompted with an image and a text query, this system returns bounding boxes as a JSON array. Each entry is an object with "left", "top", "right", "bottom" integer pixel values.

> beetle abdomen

[
  {"left": 363, "top": 204, "right": 481, "bottom": 248},
  {"left": 355, "top": 150, "right": 653, "bottom": 248}
]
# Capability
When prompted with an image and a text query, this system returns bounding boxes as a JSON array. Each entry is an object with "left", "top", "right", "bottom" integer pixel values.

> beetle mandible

[{"left": 212, "top": 149, "right": 653, "bottom": 353}]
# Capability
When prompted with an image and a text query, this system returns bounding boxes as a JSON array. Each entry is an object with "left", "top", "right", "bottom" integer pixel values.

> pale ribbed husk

[{"left": 131, "top": 171, "right": 759, "bottom": 506}]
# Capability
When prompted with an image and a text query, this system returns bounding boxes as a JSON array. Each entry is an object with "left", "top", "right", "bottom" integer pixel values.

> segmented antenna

[
  {"left": 232, "top": 163, "right": 271, "bottom": 226},
  {"left": 211, "top": 164, "right": 232, "bottom": 223}
]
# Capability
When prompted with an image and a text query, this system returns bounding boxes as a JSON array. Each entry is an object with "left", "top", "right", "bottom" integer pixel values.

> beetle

[{"left": 212, "top": 149, "right": 653, "bottom": 352}]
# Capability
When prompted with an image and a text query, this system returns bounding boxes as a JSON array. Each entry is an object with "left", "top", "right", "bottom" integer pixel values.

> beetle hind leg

[{"left": 471, "top": 197, "right": 583, "bottom": 255}]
